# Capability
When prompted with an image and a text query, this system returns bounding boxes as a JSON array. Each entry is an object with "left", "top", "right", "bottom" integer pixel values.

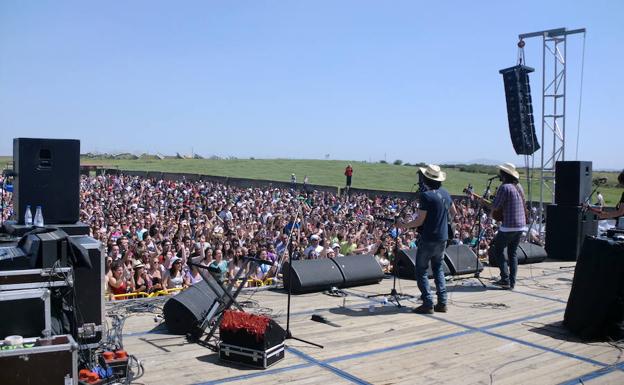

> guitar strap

[{"left": 514, "top": 184, "right": 530, "bottom": 224}]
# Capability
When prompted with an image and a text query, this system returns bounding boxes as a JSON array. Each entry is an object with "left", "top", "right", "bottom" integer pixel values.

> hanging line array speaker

[{"left": 499, "top": 65, "right": 540, "bottom": 155}]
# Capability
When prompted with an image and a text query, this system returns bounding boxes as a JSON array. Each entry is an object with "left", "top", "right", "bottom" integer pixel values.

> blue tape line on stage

[
  {"left": 194, "top": 363, "right": 313, "bottom": 385},
  {"left": 514, "top": 290, "right": 568, "bottom": 304},
  {"left": 200, "top": 308, "right": 571, "bottom": 385},
  {"left": 557, "top": 362, "right": 624, "bottom": 385},
  {"left": 121, "top": 301, "right": 373, "bottom": 338},
  {"left": 426, "top": 313, "right": 609, "bottom": 368},
  {"left": 325, "top": 329, "right": 474, "bottom": 364},
  {"left": 482, "top": 308, "right": 563, "bottom": 330},
  {"left": 288, "top": 347, "right": 374, "bottom": 385}
]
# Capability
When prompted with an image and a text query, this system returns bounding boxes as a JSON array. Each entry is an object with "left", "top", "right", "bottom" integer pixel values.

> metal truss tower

[{"left": 517, "top": 27, "right": 585, "bottom": 232}]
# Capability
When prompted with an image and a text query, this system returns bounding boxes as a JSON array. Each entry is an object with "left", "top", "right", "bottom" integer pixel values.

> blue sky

[{"left": 0, "top": 1, "right": 621, "bottom": 169}]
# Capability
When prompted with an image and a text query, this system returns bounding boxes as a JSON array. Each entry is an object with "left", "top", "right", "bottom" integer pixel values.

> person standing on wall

[{"left": 344, "top": 164, "right": 353, "bottom": 191}]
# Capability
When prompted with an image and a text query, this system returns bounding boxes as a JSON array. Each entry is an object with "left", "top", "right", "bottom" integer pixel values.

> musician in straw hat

[
  {"left": 474, "top": 162, "right": 526, "bottom": 290},
  {"left": 398, "top": 164, "right": 457, "bottom": 314}
]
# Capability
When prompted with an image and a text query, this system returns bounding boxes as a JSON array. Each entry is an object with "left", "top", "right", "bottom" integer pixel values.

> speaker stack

[
  {"left": 1, "top": 138, "right": 105, "bottom": 347},
  {"left": 545, "top": 161, "right": 598, "bottom": 261}
]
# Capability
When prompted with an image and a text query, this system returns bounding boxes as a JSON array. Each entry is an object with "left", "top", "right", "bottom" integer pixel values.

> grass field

[{"left": 1, "top": 156, "right": 621, "bottom": 205}]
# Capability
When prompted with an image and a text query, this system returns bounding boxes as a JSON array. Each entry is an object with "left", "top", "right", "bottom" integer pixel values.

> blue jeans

[
  {"left": 493, "top": 231, "right": 522, "bottom": 288},
  {"left": 415, "top": 240, "right": 447, "bottom": 308}
]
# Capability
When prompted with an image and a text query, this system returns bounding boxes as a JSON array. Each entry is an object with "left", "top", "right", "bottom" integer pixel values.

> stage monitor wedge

[{"left": 395, "top": 248, "right": 452, "bottom": 279}]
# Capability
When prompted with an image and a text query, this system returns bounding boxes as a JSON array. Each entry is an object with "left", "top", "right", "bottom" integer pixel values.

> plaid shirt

[{"left": 492, "top": 183, "right": 526, "bottom": 230}]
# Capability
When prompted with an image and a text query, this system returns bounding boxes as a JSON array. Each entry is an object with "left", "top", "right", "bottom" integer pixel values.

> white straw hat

[
  {"left": 418, "top": 164, "right": 446, "bottom": 182},
  {"left": 498, "top": 162, "right": 520, "bottom": 179}
]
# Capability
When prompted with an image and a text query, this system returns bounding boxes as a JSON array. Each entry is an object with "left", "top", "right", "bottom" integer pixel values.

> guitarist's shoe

[
  {"left": 492, "top": 279, "right": 511, "bottom": 290},
  {"left": 412, "top": 305, "right": 434, "bottom": 314}
]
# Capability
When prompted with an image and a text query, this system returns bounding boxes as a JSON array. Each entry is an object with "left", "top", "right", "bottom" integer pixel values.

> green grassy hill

[{"left": 1, "top": 156, "right": 621, "bottom": 205}]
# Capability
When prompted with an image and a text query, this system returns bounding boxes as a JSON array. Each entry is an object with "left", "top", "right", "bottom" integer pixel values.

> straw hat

[
  {"left": 418, "top": 164, "right": 446, "bottom": 182},
  {"left": 498, "top": 162, "right": 520, "bottom": 179},
  {"left": 132, "top": 259, "right": 145, "bottom": 269}
]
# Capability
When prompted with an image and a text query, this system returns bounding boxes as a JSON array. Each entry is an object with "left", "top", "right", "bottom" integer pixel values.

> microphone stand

[
  {"left": 367, "top": 197, "right": 415, "bottom": 307},
  {"left": 282, "top": 197, "right": 323, "bottom": 348},
  {"left": 465, "top": 178, "right": 494, "bottom": 288}
]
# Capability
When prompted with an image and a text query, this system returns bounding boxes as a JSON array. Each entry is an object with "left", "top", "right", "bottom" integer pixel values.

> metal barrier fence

[{"left": 107, "top": 277, "right": 278, "bottom": 301}]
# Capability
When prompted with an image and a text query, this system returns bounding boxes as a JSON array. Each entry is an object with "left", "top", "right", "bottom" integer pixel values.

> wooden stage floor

[{"left": 116, "top": 261, "right": 624, "bottom": 385}]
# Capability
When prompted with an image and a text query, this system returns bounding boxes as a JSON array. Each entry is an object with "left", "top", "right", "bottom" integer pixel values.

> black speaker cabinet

[
  {"left": 332, "top": 255, "right": 384, "bottom": 288},
  {"left": 13, "top": 138, "right": 80, "bottom": 224},
  {"left": 282, "top": 259, "right": 344, "bottom": 294},
  {"left": 555, "top": 161, "right": 592, "bottom": 206},
  {"left": 546, "top": 204, "right": 598, "bottom": 261},
  {"left": 564, "top": 236, "right": 624, "bottom": 341},
  {"left": 444, "top": 244, "right": 484, "bottom": 275},
  {"left": 395, "top": 248, "right": 451, "bottom": 280},
  {"left": 488, "top": 242, "right": 547, "bottom": 267},
  {"left": 163, "top": 279, "right": 226, "bottom": 335},
  {"left": 70, "top": 235, "right": 105, "bottom": 345}
]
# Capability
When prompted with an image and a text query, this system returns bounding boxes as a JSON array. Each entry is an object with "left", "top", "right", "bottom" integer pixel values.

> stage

[{"left": 116, "top": 261, "right": 624, "bottom": 385}]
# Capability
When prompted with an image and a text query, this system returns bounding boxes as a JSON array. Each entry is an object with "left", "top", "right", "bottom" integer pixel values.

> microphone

[
  {"left": 487, "top": 175, "right": 500, "bottom": 181},
  {"left": 242, "top": 256, "right": 274, "bottom": 266}
]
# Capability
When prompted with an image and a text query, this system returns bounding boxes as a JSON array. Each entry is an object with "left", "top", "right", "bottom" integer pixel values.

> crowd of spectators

[{"left": 1, "top": 173, "right": 510, "bottom": 298}]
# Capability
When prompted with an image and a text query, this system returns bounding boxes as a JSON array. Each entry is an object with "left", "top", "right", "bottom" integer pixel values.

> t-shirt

[
  {"left": 208, "top": 260, "right": 228, "bottom": 283},
  {"left": 340, "top": 241, "right": 357, "bottom": 256},
  {"left": 419, "top": 188, "right": 451, "bottom": 242},
  {"left": 303, "top": 245, "right": 324, "bottom": 259}
]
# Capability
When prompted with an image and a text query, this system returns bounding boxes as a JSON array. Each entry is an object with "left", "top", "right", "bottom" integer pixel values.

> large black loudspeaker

[
  {"left": 564, "top": 237, "right": 624, "bottom": 340},
  {"left": 283, "top": 255, "right": 383, "bottom": 294},
  {"left": 499, "top": 65, "right": 540, "bottom": 155},
  {"left": 546, "top": 204, "right": 598, "bottom": 261},
  {"left": 70, "top": 235, "right": 105, "bottom": 345},
  {"left": 13, "top": 138, "right": 80, "bottom": 224},
  {"left": 283, "top": 258, "right": 344, "bottom": 293},
  {"left": 163, "top": 279, "right": 226, "bottom": 334},
  {"left": 555, "top": 161, "right": 593, "bottom": 206},
  {"left": 395, "top": 248, "right": 451, "bottom": 279},
  {"left": 488, "top": 242, "right": 547, "bottom": 267},
  {"left": 331, "top": 255, "right": 384, "bottom": 288},
  {"left": 444, "top": 244, "right": 484, "bottom": 275}
]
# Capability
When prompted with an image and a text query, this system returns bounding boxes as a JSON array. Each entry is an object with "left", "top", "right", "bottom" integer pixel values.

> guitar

[
  {"left": 464, "top": 186, "right": 528, "bottom": 224},
  {"left": 463, "top": 186, "right": 502, "bottom": 221}
]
